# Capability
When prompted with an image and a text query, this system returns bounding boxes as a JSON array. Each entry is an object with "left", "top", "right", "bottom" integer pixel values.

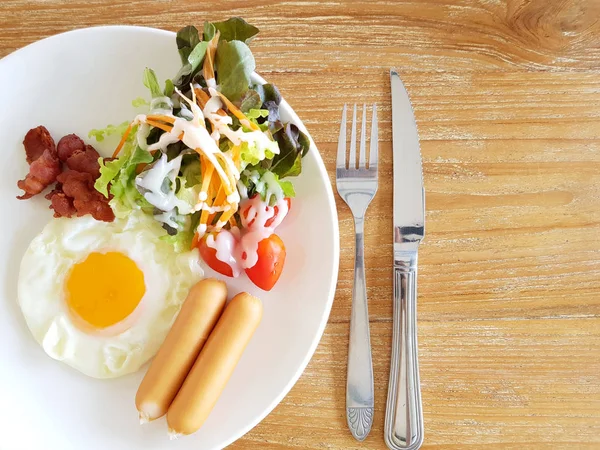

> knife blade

[
  {"left": 385, "top": 69, "right": 425, "bottom": 450},
  {"left": 391, "top": 70, "right": 425, "bottom": 251}
]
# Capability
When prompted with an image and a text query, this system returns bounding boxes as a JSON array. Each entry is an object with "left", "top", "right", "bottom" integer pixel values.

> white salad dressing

[
  {"left": 205, "top": 229, "right": 241, "bottom": 277},
  {"left": 130, "top": 85, "right": 288, "bottom": 261},
  {"left": 136, "top": 154, "right": 190, "bottom": 215}
]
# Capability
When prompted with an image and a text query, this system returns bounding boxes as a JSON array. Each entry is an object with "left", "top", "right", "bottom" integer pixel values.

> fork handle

[
  {"left": 346, "top": 216, "right": 374, "bottom": 441},
  {"left": 385, "top": 260, "right": 424, "bottom": 450}
]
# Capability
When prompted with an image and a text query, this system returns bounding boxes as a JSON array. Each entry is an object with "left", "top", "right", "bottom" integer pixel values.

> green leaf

[
  {"left": 255, "top": 83, "right": 282, "bottom": 105},
  {"left": 164, "top": 79, "right": 174, "bottom": 97},
  {"left": 279, "top": 179, "right": 296, "bottom": 198},
  {"left": 240, "top": 168, "right": 296, "bottom": 205},
  {"left": 240, "top": 89, "right": 262, "bottom": 112},
  {"left": 143, "top": 68, "right": 163, "bottom": 98},
  {"left": 239, "top": 137, "right": 280, "bottom": 169},
  {"left": 88, "top": 121, "right": 130, "bottom": 143},
  {"left": 176, "top": 25, "right": 201, "bottom": 64},
  {"left": 94, "top": 134, "right": 152, "bottom": 199},
  {"left": 160, "top": 211, "right": 200, "bottom": 253},
  {"left": 203, "top": 22, "right": 216, "bottom": 41},
  {"left": 215, "top": 40, "right": 255, "bottom": 101},
  {"left": 132, "top": 97, "right": 149, "bottom": 108},
  {"left": 267, "top": 124, "right": 310, "bottom": 178},
  {"left": 209, "top": 17, "right": 259, "bottom": 43},
  {"left": 188, "top": 41, "right": 209, "bottom": 72},
  {"left": 246, "top": 109, "right": 269, "bottom": 119},
  {"left": 173, "top": 63, "right": 193, "bottom": 88}
]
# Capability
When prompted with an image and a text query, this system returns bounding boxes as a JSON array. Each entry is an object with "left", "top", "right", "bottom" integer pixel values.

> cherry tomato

[
  {"left": 240, "top": 197, "right": 291, "bottom": 229},
  {"left": 196, "top": 232, "right": 234, "bottom": 277},
  {"left": 245, "top": 234, "right": 286, "bottom": 291},
  {"left": 265, "top": 197, "right": 291, "bottom": 228}
]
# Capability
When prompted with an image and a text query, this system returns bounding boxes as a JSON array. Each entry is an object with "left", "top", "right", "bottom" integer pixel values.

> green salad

[{"left": 90, "top": 17, "right": 310, "bottom": 252}]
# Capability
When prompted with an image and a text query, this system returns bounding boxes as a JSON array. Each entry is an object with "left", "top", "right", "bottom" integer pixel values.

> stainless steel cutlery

[
  {"left": 336, "top": 103, "right": 378, "bottom": 441},
  {"left": 336, "top": 71, "right": 424, "bottom": 449},
  {"left": 384, "top": 69, "right": 425, "bottom": 450}
]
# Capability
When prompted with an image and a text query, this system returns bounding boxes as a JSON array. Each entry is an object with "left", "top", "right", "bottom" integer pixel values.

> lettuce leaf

[
  {"left": 88, "top": 121, "right": 130, "bottom": 143},
  {"left": 239, "top": 137, "right": 279, "bottom": 168},
  {"left": 240, "top": 169, "right": 295, "bottom": 204},
  {"left": 261, "top": 123, "right": 310, "bottom": 178},
  {"left": 240, "top": 89, "right": 262, "bottom": 112},
  {"left": 160, "top": 211, "right": 200, "bottom": 253},
  {"left": 176, "top": 26, "right": 201, "bottom": 64},
  {"left": 143, "top": 68, "right": 163, "bottom": 98},
  {"left": 215, "top": 40, "right": 255, "bottom": 101},
  {"left": 94, "top": 123, "right": 154, "bottom": 220},
  {"left": 204, "top": 17, "right": 259, "bottom": 43}
]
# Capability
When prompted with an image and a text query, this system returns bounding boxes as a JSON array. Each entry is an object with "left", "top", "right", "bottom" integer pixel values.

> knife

[{"left": 384, "top": 70, "right": 425, "bottom": 450}]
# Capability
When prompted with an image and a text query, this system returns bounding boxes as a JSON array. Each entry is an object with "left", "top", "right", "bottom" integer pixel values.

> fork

[{"left": 336, "top": 103, "right": 378, "bottom": 441}]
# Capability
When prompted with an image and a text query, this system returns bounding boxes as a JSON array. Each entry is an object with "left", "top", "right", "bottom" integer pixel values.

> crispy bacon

[
  {"left": 19, "top": 127, "right": 114, "bottom": 222},
  {"left": 23, "top": 126, "right": 56, "bottom": 164},
  {"left": 65, "top": 145, "right": 101, "bottom": 178},
  {"left": 58, "top": 135, "right": 101, "bottom": 177},
  {"left": 17, "top": 149, "right": 61, "bottom": 199},
  {"left": 45, "top": 184, "right": 77, "bottom": 218},
  {"left": 57, "top": 170, "right": 114, "bottom": 222},
  {"left": 57, "top": 134, "right": 85, "bottom": 162}
]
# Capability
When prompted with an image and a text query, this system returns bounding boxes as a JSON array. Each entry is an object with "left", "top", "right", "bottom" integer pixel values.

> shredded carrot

[
  {"left": 203, "top": 31, "right": 220, "bottom": 82},
  {"left": 214, "top": 152, "right": 237, "bottom": 194},
  {"left": 216, "top": 92, "right": 261, "bottom": 132},
  {"left": 216, "top": 204, "right": 237, "bottom": 229},
  {"left": 194, "top": 88, "right": 210, "bottom": 109},
  {"left": 111, "top": 122, "right": 134, "bottom": 158},
  {"left": 191, "top": 232, "right": 200, "bottom": 250},
  {"left": 147, "top": 114, "right": 175, "bottom": 124},
  {"left": 228, "top": 215, "right": 238, "bottom": 228},
  {"left": 145, "top": 119, "right": 173, "bottom": 133},
  {"left": 193, "top": 148, "right": 233, "bottom": 195}
]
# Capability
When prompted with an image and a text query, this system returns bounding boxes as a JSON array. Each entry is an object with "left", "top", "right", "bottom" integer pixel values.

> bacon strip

[
  {"left": 56, "top": 170, "right": 114, "bottom": 222},
  {"left": 17, "top": 149, "right": 61, "bottom": 199},
  {"left": 18, "top": 127, "right": 114, "bottom": 222},
  {"left": 23, "top": 126, "right": 56, "bottom": 164}
]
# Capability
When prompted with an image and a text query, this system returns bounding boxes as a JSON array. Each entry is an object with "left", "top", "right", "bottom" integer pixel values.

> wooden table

[{"left": 2, "top": 1, "right": 599, "bottom": 448}]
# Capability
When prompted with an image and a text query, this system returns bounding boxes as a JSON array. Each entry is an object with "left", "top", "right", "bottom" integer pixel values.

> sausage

[
  {"left": 135, "top": 278, "right": 227, "bottom": 423},
  {"left": 166, "top": 292, "right": 263, "bottom": 437}
]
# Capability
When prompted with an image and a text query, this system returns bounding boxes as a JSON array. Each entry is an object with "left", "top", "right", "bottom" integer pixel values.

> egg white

[{"left": 17, "top": 213, "right": 203, "bottom": 379}]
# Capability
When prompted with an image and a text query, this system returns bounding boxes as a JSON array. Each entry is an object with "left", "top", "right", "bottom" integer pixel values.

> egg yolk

[{"left": 65, "top": 252, "right": 145, "bottom": 329}]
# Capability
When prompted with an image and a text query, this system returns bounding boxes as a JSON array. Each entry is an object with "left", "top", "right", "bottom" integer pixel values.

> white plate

[{"left": 0, "top": 26, "right": 339, "bottom": 450}]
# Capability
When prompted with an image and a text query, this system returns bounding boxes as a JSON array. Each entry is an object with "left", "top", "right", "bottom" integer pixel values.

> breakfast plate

[{"left": 0, "top": 24, "right": 339, "bottom": 449}]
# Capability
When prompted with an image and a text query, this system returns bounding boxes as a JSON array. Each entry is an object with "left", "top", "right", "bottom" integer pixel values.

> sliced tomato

[
  {"left": 196, "top": 232, "right": 234, "bottom": 277},
  {"left": 245, "top": 234, "right": 286, "bottom": 291}
]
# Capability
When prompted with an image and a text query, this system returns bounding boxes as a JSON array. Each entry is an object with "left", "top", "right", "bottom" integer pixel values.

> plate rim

[{"left": 1, "top": 24, "right": 340, "bottom": 449}]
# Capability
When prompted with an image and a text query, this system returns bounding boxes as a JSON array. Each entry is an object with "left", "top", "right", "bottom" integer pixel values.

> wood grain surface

[{"left": 2, "top": 0, "right": 600, "bottom": 448}]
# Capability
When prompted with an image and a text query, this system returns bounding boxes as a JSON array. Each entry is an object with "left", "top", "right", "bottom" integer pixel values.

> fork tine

[
  {"left": 369, "top": 103, "right": 378, "bottom": 170},
  {"left": 337, "top": 104, "right": 347, "bottom": 169},
  {"left": 349, "top": 104, "right": 357, "bottom": 169},
  {"left": 359, "top": 103, "right": 367, "bottom": 168}
]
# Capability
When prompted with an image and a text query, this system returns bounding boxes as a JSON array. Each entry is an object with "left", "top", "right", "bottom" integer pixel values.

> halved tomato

[
  {"left": 196, "top": 232, "right": 235, "bottom": 277},
  {"left": 240, "top": 196, "right": 291, "bottom": 229},
  {"left": 245, "top": 233, "right": 286, "bottom": 291}
]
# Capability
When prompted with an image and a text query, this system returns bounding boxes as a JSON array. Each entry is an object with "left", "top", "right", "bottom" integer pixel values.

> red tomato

[
  {"left": 245, "top": 234, "right": 286, "bottom": 291},
  {"left": 196, "top": 233, "right": 234, "bottom": 277},
  {"left": 265, "top": 197, "right": 291, "bottom": 228},
  {"left": 240, "top": 197, "right": 291, "bottom": 230}
]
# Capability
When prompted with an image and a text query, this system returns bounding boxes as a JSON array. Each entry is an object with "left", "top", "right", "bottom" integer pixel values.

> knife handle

[
  {"left": 346, "top": 216, "right": 374, "bottom": 441},
  {"left": 385, "top": 261, "right": 424, "bottom": 450}
]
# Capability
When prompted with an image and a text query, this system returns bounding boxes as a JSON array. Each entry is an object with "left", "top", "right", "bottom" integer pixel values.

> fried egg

[{"left": 17, "top": 213, "right": 203, "bottom": 378}]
